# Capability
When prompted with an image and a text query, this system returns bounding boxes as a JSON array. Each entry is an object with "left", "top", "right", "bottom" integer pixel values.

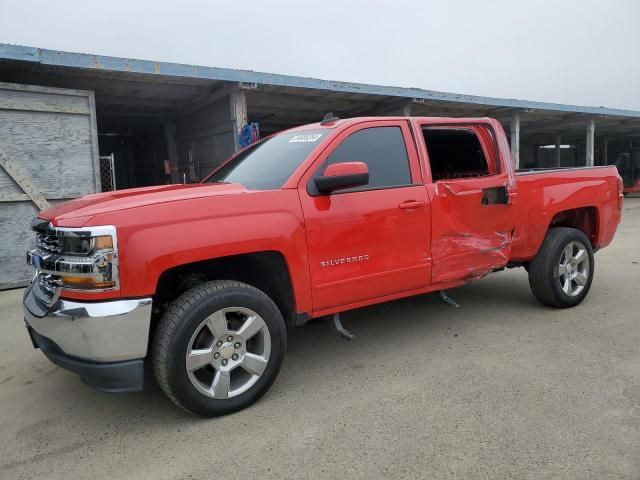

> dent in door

[{"left": 431, "top": 182, "right": 512, "bottom": 283}]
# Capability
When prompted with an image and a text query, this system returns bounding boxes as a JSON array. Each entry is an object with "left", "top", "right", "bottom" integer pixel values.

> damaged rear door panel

[{"left": 417, "top": 122, "right": 516, "bottom": 283}]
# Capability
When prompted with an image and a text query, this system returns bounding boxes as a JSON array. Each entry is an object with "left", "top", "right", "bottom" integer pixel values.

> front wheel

[
  {"left": 528, "top": 227, "right": 595, "bottom": 308},
  {"left": 152, "top": 280, "right": 286, "bottom": 416}
]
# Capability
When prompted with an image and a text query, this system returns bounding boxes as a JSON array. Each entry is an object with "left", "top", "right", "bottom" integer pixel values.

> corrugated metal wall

[{"left": 0, "top": 82, "right": 100, "bottom": 289}]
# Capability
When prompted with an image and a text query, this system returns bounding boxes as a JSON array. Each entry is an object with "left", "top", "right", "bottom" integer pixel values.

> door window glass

[{"left": 316, "top": 126, "right": 412, "bottom": 192}]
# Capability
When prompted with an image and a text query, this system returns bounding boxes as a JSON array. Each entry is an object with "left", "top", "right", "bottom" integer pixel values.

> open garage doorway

[{"left": 92, "top": 78, "right": 243, "bottom": 189}]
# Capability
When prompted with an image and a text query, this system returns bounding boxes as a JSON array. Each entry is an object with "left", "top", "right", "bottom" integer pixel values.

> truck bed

[
  {"left": 515, "top": 165, "right": 614, "bottom": 175},
  {"left": 510, "top": 165, "right": 621, "bottom": 260}
]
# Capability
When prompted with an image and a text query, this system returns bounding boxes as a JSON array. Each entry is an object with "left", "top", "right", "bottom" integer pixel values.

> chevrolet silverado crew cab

[{"left": 23, "top": 116, "right": 623, "bottom": 416}]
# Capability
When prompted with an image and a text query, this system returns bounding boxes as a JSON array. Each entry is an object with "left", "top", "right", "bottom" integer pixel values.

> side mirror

[{"left": 314, "top": 162, "right": 369, "bottom": 194}]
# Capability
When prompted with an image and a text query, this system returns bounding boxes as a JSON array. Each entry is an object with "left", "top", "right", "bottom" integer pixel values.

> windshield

[{"left": 205, "top": 129, "right": 329, "bottom": 190}]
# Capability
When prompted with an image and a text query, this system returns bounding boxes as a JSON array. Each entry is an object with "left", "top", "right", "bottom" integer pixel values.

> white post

[
  {"left": 230, "top": 90, "right": 248, "bottom": 153},
  {"left": 403, "top": 103, "right": 412, "bottom": 117},
  {"left": 510, "top": 113, "right": 520, "bottom": 169},
  {"left": 555, "top": 135, "right": 562, "bottom": 167},
  {"left": 586, "top": 119, "right": 595, "bottom": 166}
]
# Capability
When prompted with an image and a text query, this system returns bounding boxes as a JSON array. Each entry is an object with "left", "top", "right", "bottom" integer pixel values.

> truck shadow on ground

[{"left": 3, "top": 268, "right": 566, "bottom": 474}]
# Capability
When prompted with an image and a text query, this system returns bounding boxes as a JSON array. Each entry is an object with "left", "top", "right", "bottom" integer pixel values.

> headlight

[
  {"left": 61, "top": 235, "right": 113, "bottom": 255},
  {"left": 28, "top": 223, "right": 119, "bottom": 293},
  {"left": 57, "top": 245, "right": 117, "bottom": 291}
]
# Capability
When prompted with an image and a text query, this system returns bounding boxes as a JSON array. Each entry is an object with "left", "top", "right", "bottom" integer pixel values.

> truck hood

[{"left": 39, "top": 183, "right": 250, "bottom": 226}]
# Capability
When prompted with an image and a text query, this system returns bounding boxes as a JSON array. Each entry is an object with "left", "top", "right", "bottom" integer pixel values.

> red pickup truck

[{"left": 23, "top": 116, "right": 623, "bottom": 416}]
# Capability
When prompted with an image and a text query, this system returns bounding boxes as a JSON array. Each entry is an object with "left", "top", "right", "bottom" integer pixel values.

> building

[
  {"left": 1, "top": 43, "right": 639, "bottom": 287},
  {"left": 2, "top": 44, "right": 640, "bottom": 187}
]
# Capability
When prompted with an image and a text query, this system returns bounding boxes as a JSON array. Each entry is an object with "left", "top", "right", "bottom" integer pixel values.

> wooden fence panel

[{"left": 0, "top": 82, "right": 99, "bottom": 289}]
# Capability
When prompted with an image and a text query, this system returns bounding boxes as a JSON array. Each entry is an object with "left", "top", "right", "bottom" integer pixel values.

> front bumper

[
  {"left": 28, "top": 328, "right": 144, "bottom": 393},
  {"left": 23, "top": 284, "right": 152, "bottom": 392}
]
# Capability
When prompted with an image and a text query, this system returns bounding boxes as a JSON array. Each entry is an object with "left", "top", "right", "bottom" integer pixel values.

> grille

[
  {"left": 33, "top": 272, "right": 61, "bottom": 306},
  {"left": 35, "top": 233, "right": 62, "bottom": 254},
  {"left": 31, "top": 223, "right": 63, "bottom": 306},
  {"left": 37, "top": 273, "right": 62, "bottom": 295}
]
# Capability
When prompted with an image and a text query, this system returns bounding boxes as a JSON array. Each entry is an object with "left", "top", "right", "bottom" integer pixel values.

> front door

[
  {"left": 298, "top": 121, "right": 431, "bottom": 312},
  {"left": 417, "top": 122, "right": 516, "bottom": 284}
]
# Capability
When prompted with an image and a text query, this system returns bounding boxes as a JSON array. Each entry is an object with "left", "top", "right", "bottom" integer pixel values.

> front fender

[{"left": 92, "top": 190, "right": 313, "bottom": 312}]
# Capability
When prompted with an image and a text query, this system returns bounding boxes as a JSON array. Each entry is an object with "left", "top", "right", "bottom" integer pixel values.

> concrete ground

[{"left": 1, "top": 199, "right": 639, "bottom": 480}]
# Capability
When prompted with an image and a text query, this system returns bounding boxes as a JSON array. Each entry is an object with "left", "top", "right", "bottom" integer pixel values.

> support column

[
  {"left": 230, "top": 90, "right": 248, "bottom": 153},
  {"left": 164, "top": 123, "right": 179, "bottom": 183},
  {"left": 510, "top": 113, "right": 520, "bottom": 169},
  {"left": 402, "top": 103, "right": 412, "bottom": 117},
  {"left": 586, "top": 118, "right": 595, "bottom": 166},
  {"left": 555, "top": 135, "right": 562, "bottom": 167},
  {"left": 603, "top": 136, "right": 608, "bottom": 166}
]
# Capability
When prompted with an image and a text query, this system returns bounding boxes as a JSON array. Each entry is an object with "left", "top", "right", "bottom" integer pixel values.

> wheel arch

[
  {"left": 154, "top": 251, "right": 299, "bottom": 327},
  {"left": 547, "top": 206, "right": 600, "bottom": 247}
]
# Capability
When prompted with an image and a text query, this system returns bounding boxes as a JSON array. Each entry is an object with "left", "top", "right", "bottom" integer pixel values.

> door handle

[{"left": 399, "top": 200, "right": 425, "bottom": 210}]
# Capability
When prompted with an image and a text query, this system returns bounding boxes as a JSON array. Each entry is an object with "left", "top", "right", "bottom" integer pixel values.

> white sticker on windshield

[{"left": 289, "top": 134, "right": 323, "bottom": 143}]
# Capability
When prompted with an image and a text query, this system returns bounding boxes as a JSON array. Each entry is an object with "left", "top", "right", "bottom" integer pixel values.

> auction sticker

[{"left": 289, "top": 134, "right": 323, "bottom": 143}]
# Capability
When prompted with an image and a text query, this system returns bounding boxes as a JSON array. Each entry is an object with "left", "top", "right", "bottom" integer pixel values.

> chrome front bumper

[{"left": 23, "top": 284, "right": 152, "bottom": 363}]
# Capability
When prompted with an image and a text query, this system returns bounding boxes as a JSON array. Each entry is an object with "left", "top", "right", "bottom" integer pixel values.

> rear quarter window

[{"left": 422, "top": 128, "right": 495, "bottom": 181}]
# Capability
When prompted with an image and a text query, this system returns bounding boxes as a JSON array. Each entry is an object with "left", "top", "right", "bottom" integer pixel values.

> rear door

[
  {"left": 415, "top": 121, "right": 516, "bottom": 283},
  {"left": 298, "top": 120, "right": 431, "bottom": 312}
]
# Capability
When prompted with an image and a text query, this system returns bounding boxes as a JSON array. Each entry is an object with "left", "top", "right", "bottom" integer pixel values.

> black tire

[
  {"left": 528, "top": 227, "right": 595, "bottom": 308},
  {"left": 151, "top": 280, "right": 286, "bottom": 417}
]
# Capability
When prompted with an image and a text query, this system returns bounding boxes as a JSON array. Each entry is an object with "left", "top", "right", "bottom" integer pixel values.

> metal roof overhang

[{"left": 0, "top": 44, "right": 639, "bottom": 142}]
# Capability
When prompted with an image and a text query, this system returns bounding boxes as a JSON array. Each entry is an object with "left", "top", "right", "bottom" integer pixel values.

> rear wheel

[
  {"left": 528, "top": 227, "right": 594, "bottom": 308},
  {"left": 152, "top": 280, "right": 286, "bottom": 416}
]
